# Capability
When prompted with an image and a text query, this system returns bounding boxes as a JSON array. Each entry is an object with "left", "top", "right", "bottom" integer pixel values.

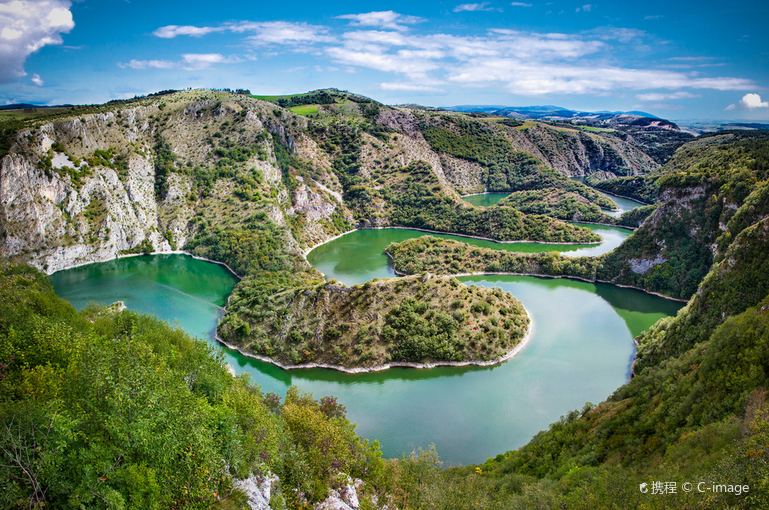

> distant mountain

[
  {"left": 446, "top": 104, "right": 660, "bottom": 121},
  {"left": 0, "top": 103, "right": 73, "bottom": 110}
]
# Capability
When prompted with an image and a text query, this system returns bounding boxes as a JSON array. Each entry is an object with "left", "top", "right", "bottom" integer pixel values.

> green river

[
  {"left": 51, "top": 225, "right": 682, "bottom": 465},
  {"left": 464, "top": 184, "right": 649, "bottom": 218}
]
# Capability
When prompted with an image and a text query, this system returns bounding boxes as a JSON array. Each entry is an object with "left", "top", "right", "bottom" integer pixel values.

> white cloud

[
  {"left": 336, "top": 11, "right": 425, "bottom": 31},
  {"left": 146, "top": 17, "right": 758, "bottom": 99},
  {"left": 380, "top": 82, "right": 444, "bottom": 92},
  {"left": 510, "top": 2, "right": 532, "bottom": 6},
  {"left": 118, "top": 59, "right": 176, "bottom": 70},
  {"left": 153, "top": 21, "right": 333, "bottom": 46},
  {"left": 454, "top": 3, "right": 495, "bottom": 12},
  {"left": 30, "top": 73, "right": 43, "bottom": 86},
  {"left": 726, "top": 93, "right": 769, "bottom": 110},
  {"left": 636, "top": 91, "right": 700, "bottom": 101},
  {"left": 117, "top": 53, "right": 241, "bottom": 71},
  {"left": 0, "top": 0, "right": 74, "bottom": 83},
  {"left": 181, "top": 53, "right": 242, "bottom": 70},
  {"left": 237, "top": 21, "right": 334, "bottom": 46},
  {"left": 645, "top": 15, "right": 663, "bottom": 20},
  {"left": 152, "top": 25, "right": 223, "bottom": 38}
]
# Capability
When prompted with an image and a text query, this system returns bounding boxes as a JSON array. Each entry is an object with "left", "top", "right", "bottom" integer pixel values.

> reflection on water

[
  {"left": 570, "top": 176, "right": 647, "bottom": 217},
  {"left": 308, "top": 226, "right": 630, "bottom": 286},
  {"left": 51, "top": 243, "right": 683, "bottom": 464},
  {"left": 461, "top": 193, "right": 510, "bottom": 207}
]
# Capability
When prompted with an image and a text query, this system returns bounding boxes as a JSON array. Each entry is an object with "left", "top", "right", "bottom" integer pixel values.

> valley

[{"left": 2, "top": 88, "right": 769, "bottom": 509}]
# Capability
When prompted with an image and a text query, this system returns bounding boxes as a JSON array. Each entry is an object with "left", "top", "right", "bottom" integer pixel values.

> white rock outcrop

[
  {"left": 233, "top": 471, "right": 279, "bottom": 510},
  {"left": 314, "top": 475, "right": 364, "bottom": 510}
]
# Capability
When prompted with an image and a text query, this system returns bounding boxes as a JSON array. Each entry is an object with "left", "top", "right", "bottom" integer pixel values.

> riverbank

[
  {"left": 214, "top": 307, "right": 534, "bottom": 374},
  {"left": 384, "top": 251, "right": 688, "bottom": 303},
  {"left": 304, "top": 225, "right": 605, "bottom": 259},
  {"left": 48, "top": 248, "right": 243, "bottom": 280}
]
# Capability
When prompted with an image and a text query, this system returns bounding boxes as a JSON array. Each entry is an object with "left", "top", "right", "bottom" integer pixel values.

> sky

[{"left": 1, "top": 0, "right": 768, "bottom": 120}]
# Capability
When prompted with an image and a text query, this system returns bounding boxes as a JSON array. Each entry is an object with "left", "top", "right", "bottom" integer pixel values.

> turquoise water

[
  {"left": 51, "top": 230, "right": 682, "bottom": 465},
  {"left": 461, "top": 193, "right": 511, "bottom": 207},
  {"left": 570, "top": 176, "right": 647, "bottom": 217},
  {"left": 307, "top": 226, "right": 630, "bottom": 285}
]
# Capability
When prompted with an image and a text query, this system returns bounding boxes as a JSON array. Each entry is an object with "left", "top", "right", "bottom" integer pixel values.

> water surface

[
  {"left": 570, "top": 176, "right": 647, "bottom": 217},
  {"left": 51, "top": 243, "right": 682, "bottom": 464},
  {"left": 461, "top": 193, "right": 511, "bottom": 207},
  {"left": 308, "top": 226, "right": 630, "bottom": 285}
]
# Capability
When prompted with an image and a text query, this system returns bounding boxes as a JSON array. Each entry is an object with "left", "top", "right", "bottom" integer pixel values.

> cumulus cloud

[
  {"left": 636, "top": 91, "right": 700, "bottom": 101},
  {"left": 117, "top": 53, "right": 241, "bottom": 71},
  {"left": 336, "top": 11, "right": 425, "bottom": 31},
  {"left": 30, "top": 73, "right": 43, "bottom": 86},
  {"left": 0, "top": 0, "right": 74, "bottom": 83},
  {"left": 726, "top": 93, "right": 769, "bottom": 110},
  {"left": 454, "top": 3, "right": 495, "bottom": 12},
  {"left": 117, "top": 59, "right": 176, "bottom": 70}
]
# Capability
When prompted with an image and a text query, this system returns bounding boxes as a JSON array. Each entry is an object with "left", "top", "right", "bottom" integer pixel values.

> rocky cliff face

[
  {"left": 0, "top": 151, "right": 173, "bottom": 273},
  {"left": 0, "top": 91, "right": 345, "bottom": 274},
  {"left": 1, "top": 89, "right": 675, "bottom": 275}
]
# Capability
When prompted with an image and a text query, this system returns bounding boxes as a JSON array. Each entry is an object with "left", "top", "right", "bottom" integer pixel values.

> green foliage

[
  {"left": 153, "top": 138, "right": 176, "bottom": 198},
  {"left": 498, "top": 188, "right": 615, "bottom": 223},
  {"left": 186, "top": 214, "right": 296, "bottom": 276},
  {"left": 220, "top": 274, "right": 528, "bottom": 367},
  {"left": 586, "top": 174, "right": 658, "bottom": 204},
  {"left": 0, "top": 263, "right": 390, "bottom": 509},
  {"left": 388, "top": 236, "right": 600, "bottom": 281},
  {"left": 0, "top": 118, "right": 24, "bottom": 158},
  {"left": 615, "top": 203, "right": 657, "bottom": 228},
  {"left": 275, "top": 91, "right": 337, "bottom": 108},
  {"left": 635, "top": 217, "right": 769, "bottom": 370},
  {"left": 386, "top": 162, "right": 601, "bottom": 243}
]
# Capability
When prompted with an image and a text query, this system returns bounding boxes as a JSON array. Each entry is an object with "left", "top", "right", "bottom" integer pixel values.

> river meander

[
  {"left": 51, "top": 227, "right": 682, "bottom": 465},
  {"left": 465, "top": 184, "right": 648, "bottom": 218}
]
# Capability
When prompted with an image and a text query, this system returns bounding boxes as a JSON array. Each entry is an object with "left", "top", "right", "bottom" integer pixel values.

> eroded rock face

[
  {"left": 0, "top": 149, "right": 175, "bottom": 273},
  {"left": 629, "top": 254, "right": 668, "bottom": 274},
  {"left": 314, "top": 475, "right": 364, "bottom": 510},
  {"left": 233, "top": 471, "right": 278, "bottom": 510}
]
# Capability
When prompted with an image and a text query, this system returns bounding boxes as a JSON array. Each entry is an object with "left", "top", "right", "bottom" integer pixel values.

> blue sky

[{"left": 1, "top": 0, "right": 768, "bottom": 120}]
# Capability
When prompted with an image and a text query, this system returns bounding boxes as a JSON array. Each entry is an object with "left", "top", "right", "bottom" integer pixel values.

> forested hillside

[{"left": 3, "top": 89, "right": 769, "bottom": 508}]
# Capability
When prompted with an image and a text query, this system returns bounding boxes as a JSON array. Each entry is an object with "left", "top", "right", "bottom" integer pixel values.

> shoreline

[
  {"left": 215, "top": 307, "right": 534, "bottom": 374},
  {"left": 569, "top": 220, "right": 636, "bottom": 231},
  {"left": 48, "top": 249, "right": 243, "bottom": 280},
  {"left": 304, "top": 225, "right": 604, "bottom": 258},
  {"left": 460, "top": 192, "right": 510, "bottom": 198},
  {"left": 589, "top": 187, "right": 652, "bottom": 207},
  {"left": 384, "top": 252, "right": 688, "bottom": 303}
]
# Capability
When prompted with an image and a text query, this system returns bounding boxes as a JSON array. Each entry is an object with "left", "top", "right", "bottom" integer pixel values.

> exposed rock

[
  {"left": 233, "top": 471, "right": 278, "bottom": 510},
  {"left": 628, "top": 254, "right": 668, "bottom": 274},
  {"left": 314, "top": 475, "right": 364, "bottom": 510}
]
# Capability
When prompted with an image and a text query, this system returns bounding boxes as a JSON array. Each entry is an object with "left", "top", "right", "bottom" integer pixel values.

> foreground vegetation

[
  {"left": 219, "top": 274, "right": 529, "bottom": 368},
  {"left": 0, "top": 263, "right": 388, "bottom": 509}
]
